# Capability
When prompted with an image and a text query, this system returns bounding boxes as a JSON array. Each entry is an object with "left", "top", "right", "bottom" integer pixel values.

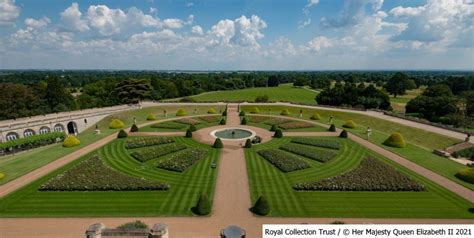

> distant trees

[
  {"left": 268, "top": 75, "right": 279, "bottom": 87},
  {"left": 406, "top": 84, "right": 459, "bottom": 123},
  {"left": 383, "top": 72, "right": 416, "bottom": 98},
  {"left": 114, "top": 79, "right": 153, "bottom": 104},
  {"left": 316, "top": 83, "right": 391, "bottom": 110}
]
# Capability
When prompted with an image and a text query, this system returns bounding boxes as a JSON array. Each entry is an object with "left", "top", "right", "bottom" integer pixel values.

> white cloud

[
  {"left": 307, "top": 36, "right": 332, "bottom": 52},
  {"left": 149, "top": 7, "right": 157, "bottom": 14},
  {"left": 60, "top": 3, "right": 90, "bottom": 32},
  {"left": 191, "top": 25, "right": 203, "bottom": 35},
  {"left": 163, "top": 18, "right": 184, "bottom": 29},
  {"left": 0, "top": 0, "right": 20, "bottom": 26},
  {"left": 186, "top": 2, "right": 194, "bottom": 8},
  {"left": 25, "top": 17, "right": 50, "bottom": 28},
  {"left": 300, "top": 0, "right": 319, "bottom": 28},
  {"left": 389, "top": 6, "right": 425, "bottom": 17},
  {"left": 321, "top": 0, "right": 385, "bottom": 28}
]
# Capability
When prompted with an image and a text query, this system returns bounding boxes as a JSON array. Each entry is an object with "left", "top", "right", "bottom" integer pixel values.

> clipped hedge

[
  {"left": 109, "top": 119, "right": 125, "bottom": 129},
  {"left": 455, "top": 168, "right": 474, "bottom": 184},
  {"left": 176, "top": 109, "right": 187, "bottom": 116},
  {"left": 257, "top": 149, "right": 310, "bottom": 172},
  {"left": 192, "top": 193, "right": 211, "bottom": 215},
  {"left": 239, "top": 111, "right": 246, "bottom": 117},
  {"left": 208, "top": 108, "right": 217, "bottom": 114},
  {"left": 250, "top": 107, "right": 260, "bottom": 114},
  {"left": 280, "top": 143, "right": 337, "bottom": 163},
  {"left": 291, "top": 137, "right": 340, "bottom": 150},
  {"left": 244, "top": 139, "right": 252, "bottom": 148},
  {"left": 453, "top": 147, "right": 474, "bottom": 160},
  {"left": 213, "top": 138, "right": 223, "bottom": 149},
  {"left": 273, "top": 129, "right": 283, "bottom": 138},
  {"left": 219, "top": 118, "right": 226, "bottom": 125},
  {"left": 124, "top": 137, "right": 175, "bottom": 149},
  {"left": 146, "top": 114, "right": 157, "bottom": 121},
  {"left": 151, "top": 122, "right": 186, "bottom": 130},
  {"left": 251, "top": 196, "right": 270, "bottom": 216},
  {"left": 130, "top": 124, "right": 139, "bottom": 132},
  {"left": 0, "top": 132, "right": 65, "bottom": 153},
  {"left": 328, "top": 124, "right": 336, "bottom": 132},
  {"left": 39, "top": 156, "right": 169, "bottom": 191},
  {"left": 270, "top": 124, "right": 277, "bottom": 132},
  {"left": 185, "top": 129, "right": 193, "bottom": 138},
  {"left": 117, "top": 129, "right": 128, "bottom": 138},
  {"left": 339, "top": 130, "right": 348, "bottom": 138},
  {"left": 343, "top": 120, "right": 357, "bottom": 129},
  {"left": 130, "top": 143, "right": 187, "bottom": 162},
  {"left": 118, "top": 221, "right": 149, "bottom": 230},
  {"left": 383, "top": 132, "right": 406, "bottom": 148},
  {"left": 241, "top": 117, "right": 247, "bottom": 125},
  {"left": 280, "top": 109, "right": 290, "bottom": 116},
  {"left": 0, "top": 173, "right": 5, "bottom": 180},
  {"left": 310, "top": 113, "right": 322, "bottom": 120},
  {"left": 157, "top": 148, "right": 208, "bottom": 172},
  {"left": 63, "top": 136, "right": 81, "bottom": 147}
]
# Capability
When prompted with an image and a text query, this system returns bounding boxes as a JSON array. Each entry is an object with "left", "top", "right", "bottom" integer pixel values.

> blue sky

[{"left": 0, "top": 0, "right": 472, "bottom": 70}]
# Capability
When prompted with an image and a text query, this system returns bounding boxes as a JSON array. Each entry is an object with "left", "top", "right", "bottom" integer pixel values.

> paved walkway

[{"left": 1, "top": 103, "right": 473, "bottom": 237}]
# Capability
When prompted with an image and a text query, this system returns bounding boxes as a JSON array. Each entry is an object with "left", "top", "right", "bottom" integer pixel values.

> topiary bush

[
  {"left": 244, "top": 139, "right": 252, "bottom": 148},
  {"left": 146, "top": 114, "right": 156, "bottom": 121},
  {"left": 241, "top": 117, "right": 247, "bottom": 125},
  {"left": 63, "top": 136, "right": 81, "bottom": 147},
  {"left": 270, "top": 124, "right": 277, "bottom": 132},
  {"left": 130, "top": 124, "right": 139, "bottom": 132},
  {"left": 185, "top": 129, "right": 193, "bottom": 138},
  {"left": 280, "top": 109, "right": 290, "bottom": 116},
  {"left": 213, "top": 138, "right": 223, "bottom": 149},
  {"left": 239, "top": 111, "right": 246, "bottom": 117},
  {"left": 207, "top": 108, "right": 217, "bottom": 114},
  {"left": 109, "top": 119, "right": 125, "bottom": 129},
  {"left": 117, "top": 129, "right": 128, "bottom": 138},
  {"left": 273, "top": 129, "right": 283, "bottom": 138},
  {"left": 455, "top": 168, "right": 474, "bottom": 184},
  {"left": 0, "top": 172, "right": 5, "bottom": 180},
  {"left": 189, "top": 124, "right": 197, "bottom": 132},
  {"left": 310, "top": 113, "right": 321, "bottom": 120},
  {"left": 328, "top": 124, "right": 336, "bottom": 132},
  {"left": 219, "top": 118, "right": 226, "bottom": 125},
  {"left": 343, "top": 120, "right": 357, "bottom": 129},
  {"left": 339, "top": 130, "right": 348, "bottom": 138},
  {"left": 250, "top": 107, "right": 260, "bottom": 114},
  {"left": 383, "top": 132, "right": 406, "bottom": 148},
  {"left": 192, "top": 193, "right": 211, "bottom": 215},
  {"left": 251, "top": 196, "right": 270, "bottom": 216},
  {"left": 176, "top": 109, "right": 187, "bottom": 116},
  {"left": 222, "top": 109, "right": 227, "bottom": 116}
]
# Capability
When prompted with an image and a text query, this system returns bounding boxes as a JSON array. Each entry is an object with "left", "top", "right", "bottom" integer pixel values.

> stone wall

[{"left": 85, "top": 223, "right": 168, "bottom": 238}]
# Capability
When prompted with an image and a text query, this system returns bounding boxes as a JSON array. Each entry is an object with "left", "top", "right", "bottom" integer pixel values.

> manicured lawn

[
  {"left": 241, "top": 105, "right": 472, "bottom": 190},
  {"left": 186, "top": 84, "right": 318, "bottom": 104},
  {"left": 0, "top": 137, "right": 220, "bottom": 217},
  {"left": 246, "top": 137, "right": 474, "bottom": 218},
  {"left": 140, "top": 116, "right": 223, "bottom": 132},
  {"left": 0, "top": 105, "right": 223, "bottom": 185}
]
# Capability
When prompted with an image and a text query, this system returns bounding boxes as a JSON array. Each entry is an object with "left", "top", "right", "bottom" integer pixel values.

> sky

[{"left": 0, "top": 0, "right": 473, "bottom": 70}]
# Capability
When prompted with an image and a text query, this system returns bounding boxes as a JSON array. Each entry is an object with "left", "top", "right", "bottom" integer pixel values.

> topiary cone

[
  {"left": 343, "top": 120, "right": 357, "bottom": 129},
  {"left": 241, "top": 117, "right": 247, "bottom": 125},
  {"left": 213, "top": 138, "right": 223, "bottom": 148},
  {"left": 130, "top": 124, "right": 139, "bottom": 132},
  {"left": 383, "top": 132, "right": 406, "bottom": 148},
  {"left": 270, "top": 124, "right": 277, "bottom": 132},
  {"left": 251, "top": 196, "right": 270, "bottom": 216},
  {"left": 328, "top": 124, "right": 336, "bottom": 132},
  {"left": 117, "top": 129, "right": 128, "bottom": 138},
  {"left": 273, "top": 129, "right": 283, "bottom": 138},
  {"left": 244, "top": 139, "right": 252, "bottom": 148},
  {"left": 63, "top": 135, "right": 81, "bottom": 147},
  {"left": 185, "top": 129, "right": 193, "bottom": 138},
  {"left": 192, "top": 193, "right": 211, "bottom": 215}
]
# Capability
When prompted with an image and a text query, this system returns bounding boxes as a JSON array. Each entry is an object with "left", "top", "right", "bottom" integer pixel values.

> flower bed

[
  {"left": 39, "top": 156, "right": 169, "bottom": 191},
  {"left": 198, "top": 116, "right": 219, "bottom": 123},
  {"left": 291, "top": 137, "right": 340, "bottom": 150},
  {"left": 130, "top": 143, "right": 187, "bottom": 162},
  {"left": 263, "top": 117, "right": 293, "bottom": 126},
  {"left": 294, "top": 157, "right": 425, "bottom": 191},
  {"left": 249, "top": 116, "right": 269, "bottom": 123},
  {"left": 124, "top": 137, "right": 175, "bottom": 149},
  {"left": 280, "top": 143, "right": 337, "bottom": 163},
  {"left": 0, "top": 132, "right": 65, "bottom": 155},
  {"left": 175, "top": 118, "right": 202, "bottom": 125},
  {"left": 278, "top": 121, "right": 314, "bottom": 130},
  {"left": 151, "top": 121, "right": 187, "bottom": 130},
  {"left": 257, "top": 149, "right": 310, "bottom": 172},
  {"left": 157, "top": 148, "right": 208, "bottom": 172}
]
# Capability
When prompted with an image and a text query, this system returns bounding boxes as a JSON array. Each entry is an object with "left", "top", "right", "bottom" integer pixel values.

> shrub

[
  {"left": 146, "top": 114, "right": 156, "bottom": 121},
  {"left": 130, "top": 143, "right": 187, "bottom": 162},
  {"left": 176, "top": 109, "right": 187, "bottom": 116},
  {"left": 117, "top": 129, "right": 128, "bottom": 138},
  {"left": 62, "top": 136, "right": 81, "bottom": 147},
  {"left": 157, "top": 148, "right": 208, "bottom": 172},
  {"left": 251, "top": 196, "right": 270, "bottom": 216},
  {"left": 189, "top": 124, "right": 197, "bottom": 132},
  {"left": 270, "top": 124, "right": 277, "bottom": 132},
  {"left": 455, "top": 168, "right": 474, "bottom": 184},
  {"left": 118, "top": 220, "right": 149, "bottom": 230},
  {"left": 207, "top": 108, "right": 217, "bottom": 114},
  {"left": 124, "top": 137, "right": 175, "bottom": 149},
  {"left": 241, "top": 117, "right": 247, "bottom": 125},
  {"left": 239, "top": 111, "right": 246, "bottom": 117},
  {"left": 343, "top": 120, "right": 357, "bottom": 129},
  {"left": 250, "top": 107, "right": 260, "bottom": 114},
  {"left": 257, "top": 149, "right": 310, "bottom": 172},
  {"left": 273, "top": 129, "right": 283, "bottom": 138},
  {"left": 328, "top": 124, "right": 336, "bottom": 132},
  {"left": 130, "top": 124, "right": 139, "bottom": 132},
  {"left": 453, "top": 147, "right": 474, "bottom": 160},
  {"left": 213, "top": 138, "right": 223, "bottom": 149},
  {"left": 185, "top": 129, "right": 193, "bottom": 138},
  {"left": 0, "top": 173, "right": 4, "bottom": 180},
  {"left": 294, "top": 157, "right": 425, "bottom": 191},
  {"left": 244, "top": 139, "right": 252, "bottom": 148},
  {"left": 222, "top": 109, "right": 227, "bottom": 116},
  {"left": 280, "top": 143, "right": 337, "bottom": 163},
  {"left": 291, "top": 137, "right": 340, "bottom": 150},
  {"left": 219, "top": 118, "right": 226, "bottom": 125},
  {"left": 383, "top": 132, "right": 406, "bottom": 148},
  {"left": 339, "top": 130, "right": 348, "bottom": 138},
  {"left": 40, "top": 156, "right": 169, "bottom": 191},
  {"left": 255, "top": 94, "right": 269, "bottom": 103},
  {"left": 109, "top": 119, "right": 125, "bottom": 129},
  {"left": 192, "top": 193, "right": 211, "bottom": 215},
  {"left": 280, "top": 109, "right": 290, "bottom": 116},
  {"left": 0, "top": 132, "right": 66, "bottom": 154},
  {"left": 310, "top": 113, "right": 322, "bottom": 120}
]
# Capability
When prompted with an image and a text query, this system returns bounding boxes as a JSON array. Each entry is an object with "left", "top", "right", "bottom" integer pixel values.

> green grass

[
  {"left": 186, "top": 84, "right": 318, "bottom": 104},
  {"left": 140, "top": 116, "right": 223, "bottom": 132},
  {"left": 246, "top": 137, "right": 474, "bottom": 218},
  {"left": 0, "top": 105, "right": 224, "bottom": 185},
  {"left": 240, "top": 105, "right": 473, "bottom": 190},
  {"left": 0, "top": 137, "right": 220, "bottom": 217},
  {"left": 388, "top": 87, "right": 425, "bottom": 113}
]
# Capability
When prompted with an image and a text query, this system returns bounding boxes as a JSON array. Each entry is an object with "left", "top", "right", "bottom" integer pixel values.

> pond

[{"left": 211, "top": 128, "right": 255, "bottom": 140}]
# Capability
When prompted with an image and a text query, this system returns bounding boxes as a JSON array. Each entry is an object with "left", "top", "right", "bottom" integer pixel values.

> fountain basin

[{"left": 210, "top": 128, "right": 256, "bottom": 141}]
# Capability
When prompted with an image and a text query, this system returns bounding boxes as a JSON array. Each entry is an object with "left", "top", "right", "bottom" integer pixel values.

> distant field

[
  {"left": 389, "top": 87, "right": 425, "bottom": 112},
  {"left": 185, "top": 84, "right": 318, "bottom": 104}
]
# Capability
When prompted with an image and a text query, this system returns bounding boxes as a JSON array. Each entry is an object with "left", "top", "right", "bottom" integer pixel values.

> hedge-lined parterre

[
  {"left": 0, "top": 132, "right": 65, "bottom": 153},
  {"left": 124, "top": 137, "right": 175, "bottom": 149},
  {"left": 257, "top": 149, "right": 310, "bottom": 172},
  {"left": 280, "top": 143, "right": 337, "bottom": 163},
  {"left": 130, "top": 143, "right": 187, "bottom": 162},
  {"left": 291, "top": 137, "right": 340, "bottom": 150},
  {"left": 157, "top": 148, "right": 208, "bottom": 172}
]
